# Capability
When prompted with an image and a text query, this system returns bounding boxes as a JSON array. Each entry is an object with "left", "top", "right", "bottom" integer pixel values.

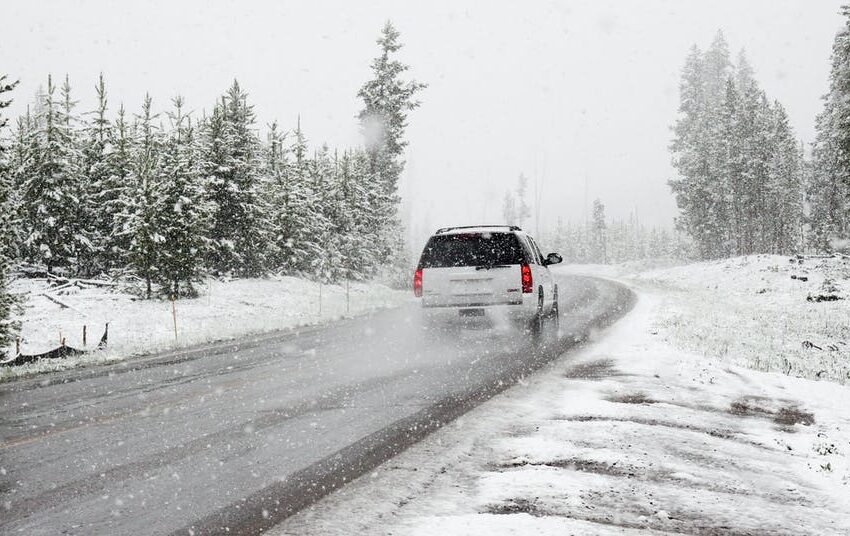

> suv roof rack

[{"left": 435, "top": 225, "right": 522, "bottom": 234}]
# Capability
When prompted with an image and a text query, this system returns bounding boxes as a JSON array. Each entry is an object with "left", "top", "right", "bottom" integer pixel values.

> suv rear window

[{"left": 419, "top": 233, "right": 527, "bottom": 268}]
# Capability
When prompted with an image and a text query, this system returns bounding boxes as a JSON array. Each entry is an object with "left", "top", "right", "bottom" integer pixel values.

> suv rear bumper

[
  {"left": 421, "top": 299, "right": 522, "bottom": 308},
  {"left": 421, "top": 299, "right": 537, "bottom": 326}
]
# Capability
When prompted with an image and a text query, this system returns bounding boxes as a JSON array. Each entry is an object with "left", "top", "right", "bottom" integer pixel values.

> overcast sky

[{"left": 3, "top": 0, "right": 845, "bottom": 247}]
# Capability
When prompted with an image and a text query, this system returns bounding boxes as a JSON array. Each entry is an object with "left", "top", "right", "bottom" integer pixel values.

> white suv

[{"left": 413, "top": 225, "right": 562, "bottom": 335}]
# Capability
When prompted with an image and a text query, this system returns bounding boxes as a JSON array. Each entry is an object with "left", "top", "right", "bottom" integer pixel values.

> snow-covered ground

[
  {"left": 1, "top": 276, "right": 409, "bottom": 381},
  {"left": 567, "top": 255, "right": 850, "bottom": 384},
  {"left": 273, "top": 259, "right": 850, "bottom": 535}
]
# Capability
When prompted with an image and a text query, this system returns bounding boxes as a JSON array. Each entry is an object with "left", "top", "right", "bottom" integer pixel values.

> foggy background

[{"left": 3, "top": 0, "right": 844, "bottom": 249}]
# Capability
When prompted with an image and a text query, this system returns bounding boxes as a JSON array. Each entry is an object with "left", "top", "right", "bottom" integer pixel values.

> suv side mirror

[{"left": 543, "top": 252, "right": 562, "bottom": 266}]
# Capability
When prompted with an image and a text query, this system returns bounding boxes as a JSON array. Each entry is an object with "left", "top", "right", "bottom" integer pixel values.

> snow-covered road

[
  {"left": 275, "top": 283, "right": 850, "bottom": 535},
  {"left": 0, "top": 274, "right": 631, "bottom": 535}
]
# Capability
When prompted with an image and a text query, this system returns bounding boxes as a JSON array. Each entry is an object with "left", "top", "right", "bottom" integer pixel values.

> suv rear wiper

[{"left": 475, "top": 264, "right": 511, "bottom": 270}]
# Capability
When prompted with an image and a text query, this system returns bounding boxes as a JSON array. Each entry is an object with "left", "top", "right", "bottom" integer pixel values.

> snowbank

[{"left": 2, "top": 276, "right": 409, "bottom": 381}]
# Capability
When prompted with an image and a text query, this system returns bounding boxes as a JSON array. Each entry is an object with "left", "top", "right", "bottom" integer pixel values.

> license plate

[{"left": 459, "top": 308, "right": 485, "bottom": 317}]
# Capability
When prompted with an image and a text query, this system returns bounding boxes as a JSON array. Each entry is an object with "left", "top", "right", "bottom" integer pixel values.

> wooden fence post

[{"left": 171, "top": 295, "right": 178, "bottom": 343}]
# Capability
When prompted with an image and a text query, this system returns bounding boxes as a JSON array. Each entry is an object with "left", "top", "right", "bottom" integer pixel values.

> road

[{"left": 0, "top": 274, "right": 633, "bottom": 535}]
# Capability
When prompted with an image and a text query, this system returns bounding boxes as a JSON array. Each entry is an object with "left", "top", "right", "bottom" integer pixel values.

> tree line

[
  {"left": 541, "top": 199, "right": 692, "bottom": 265},
  {"left": 0, "top": 22, "right": 424, "bottom": 356}
]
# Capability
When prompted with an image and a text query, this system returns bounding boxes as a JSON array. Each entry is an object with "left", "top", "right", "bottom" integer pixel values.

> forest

[{"left": 0, "top": 22, "right": 424, "bottom": 353}]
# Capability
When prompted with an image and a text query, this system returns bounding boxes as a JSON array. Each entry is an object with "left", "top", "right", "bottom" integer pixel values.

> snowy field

[
  {"left": 273, "top": 259, "right": 850, "bottom": 535},
  {"left": 567, "top": 255, "right": 850, "bottom": 384},
  {"left": 1, "top": 276, "right": 409, "bottom": 381}
]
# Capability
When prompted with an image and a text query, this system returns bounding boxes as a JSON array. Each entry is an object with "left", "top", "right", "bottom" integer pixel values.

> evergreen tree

[
  {"left": 308, "top": 147, "right": 339, "bottom": 282},
  {"left": 669, "top": 45, "right": 707, "bottom": 255},
  {"left": 499, "top": 174, "right": 533, "bottom": 228},
  {"left": 120, "top": 94, "right": 162, "bottom": 298},
  {"left": 809, "top": 5, "right": 850, "bottom": 252},
  {"left": 203, "top": 81, "right": 268, "bottom": 276},
  {"left": 0, "top": 74, "right": 20, "bottom": 357},
  {"left": 333, "top": 149, "right": 372, "bottom": 279},
  {"left": 261, "top": 121, "right": 289, "bottom": 271},
  {"left": 82, "top": 73, "right": 113, "bottom": 273},
  {"left": 502, "top": 191, "right": 517, "bottom": 226},
  {"left": 9, "top": 110, "right": 36, "bottom": 263},
  {"left": 60, "top": 75, "right": 94, "bottom": 273},
  {"left": 276, "top": 118, "right": 323, "bottom": 275},
  {"left": 591, "top": 198, "right": 607, "bottom": 263},
  {"left": 155, "top": 97, "right": 210, "bottom": 297},
  {"left": 357, "top": 21, "right": 426, "bottom": 197},
  {"left": 104, "top": 104, "right": 134, "bottom": 269},
  {"left": 20, "top": 75, "right": 87, "bottom": 273},
  {"left": 515, "top": 173, "right": 531, "bottom": 228},
  {"left": 719, "top": 76, "right": 742, "bottom": 255},
  {"left": 350, "top": 147, "right": 387, "bottom": 274},
  {"left": 767, "top": 103, "right": 804, "bottom": 253},
  {"left": 357, "top": 22, "right": 426, "bottom": 282}
]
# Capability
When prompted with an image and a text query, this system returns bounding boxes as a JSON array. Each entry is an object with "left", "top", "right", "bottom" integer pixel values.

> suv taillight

[
  {"left": 413, "top": 268, "right": 423, "bottom": 297},
  {"left": 521, "top": 264, "right": 533, "bottom": 293}
]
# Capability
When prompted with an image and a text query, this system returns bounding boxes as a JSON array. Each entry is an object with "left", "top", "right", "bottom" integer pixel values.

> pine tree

[
  {"left": 121, "top": 94, "right": 162, "bottom": 298},
  {"left": 279, "top": 119, "right": 325, "bottom": 275},
  {"left": 701, "top": 34, "right": 733, "bottom": 258},
  {"left": 591, "top": 199, "right": 607, "bottom": 263},
  {"left": 60, "top": 75, "right": 94, "bottom": 274},
  {"left": 670, "top": 41, "right": 734, "bottom": 259},
  {"left": 351, "top": 147, "right": 387, "bottom": 274},
  {"left": 809, "top": 5, "right": 850, "bottom": 252},
  {"left": 309, "top": 145, "right": 337, "bottom": 282},
  {"left": 719, "top": 76, "right": 741, "bottom": 255},
  {"left": 0, "top": 74, "right": 20, "bottom": 357},
  {"left": 515, "top": 173, "right": 531, "bottom": 228},
  {"left": 203, "top": 81, "right": 268, "bottom": 276},
  {"left": 104, "top": 103, "right": 134, "bottom": 269},
  {"left": 9, "top": 110, "right": 36, "bottom": 263},
  {"left": 357, "top": 21, "right": 426, "bottom": 197},
  {"left": 669, "top": 45, "right": 707, "bottom": 255},
  {"left": 261, "top": 121, "right": 290, "bottom": 271},
  {"left": 20, "top": 75, "right": 87, "bottom": 273},
  {"left": 357, "top": 22, "right": 426, "bottom": 282},
  {"left": 502, "top": 191, "right": 517, "bottom": 226},
  {"left": 154, "top": 97, "right": 210, "bottom": 297},
  {"left": 82, "top": 73, "right": 113, "bottom": 274},
  {"left": 333, "top": 149, "right": 372, "bottom": 279}
]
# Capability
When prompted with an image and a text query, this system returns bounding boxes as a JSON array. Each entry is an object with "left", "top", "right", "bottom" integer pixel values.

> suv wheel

[
  {"left": 550, "top": 287, "right": 560, "bottom": 333},
  {"left": 529, "top": 292, "right": 545, "bottom": 338}
]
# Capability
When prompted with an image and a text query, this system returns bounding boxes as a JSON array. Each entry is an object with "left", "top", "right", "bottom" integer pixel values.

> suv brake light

[
  {"left": 521, "top": 264, "right": 533, "bottom": 293},
  {"left": 413, "top": 268, "right": 423, "bottom": 297}
]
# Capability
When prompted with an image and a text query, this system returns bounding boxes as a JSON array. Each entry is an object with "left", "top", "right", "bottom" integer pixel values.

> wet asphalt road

[{"left": 0, "top": 274, "right": 633, "bottom": 535}]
